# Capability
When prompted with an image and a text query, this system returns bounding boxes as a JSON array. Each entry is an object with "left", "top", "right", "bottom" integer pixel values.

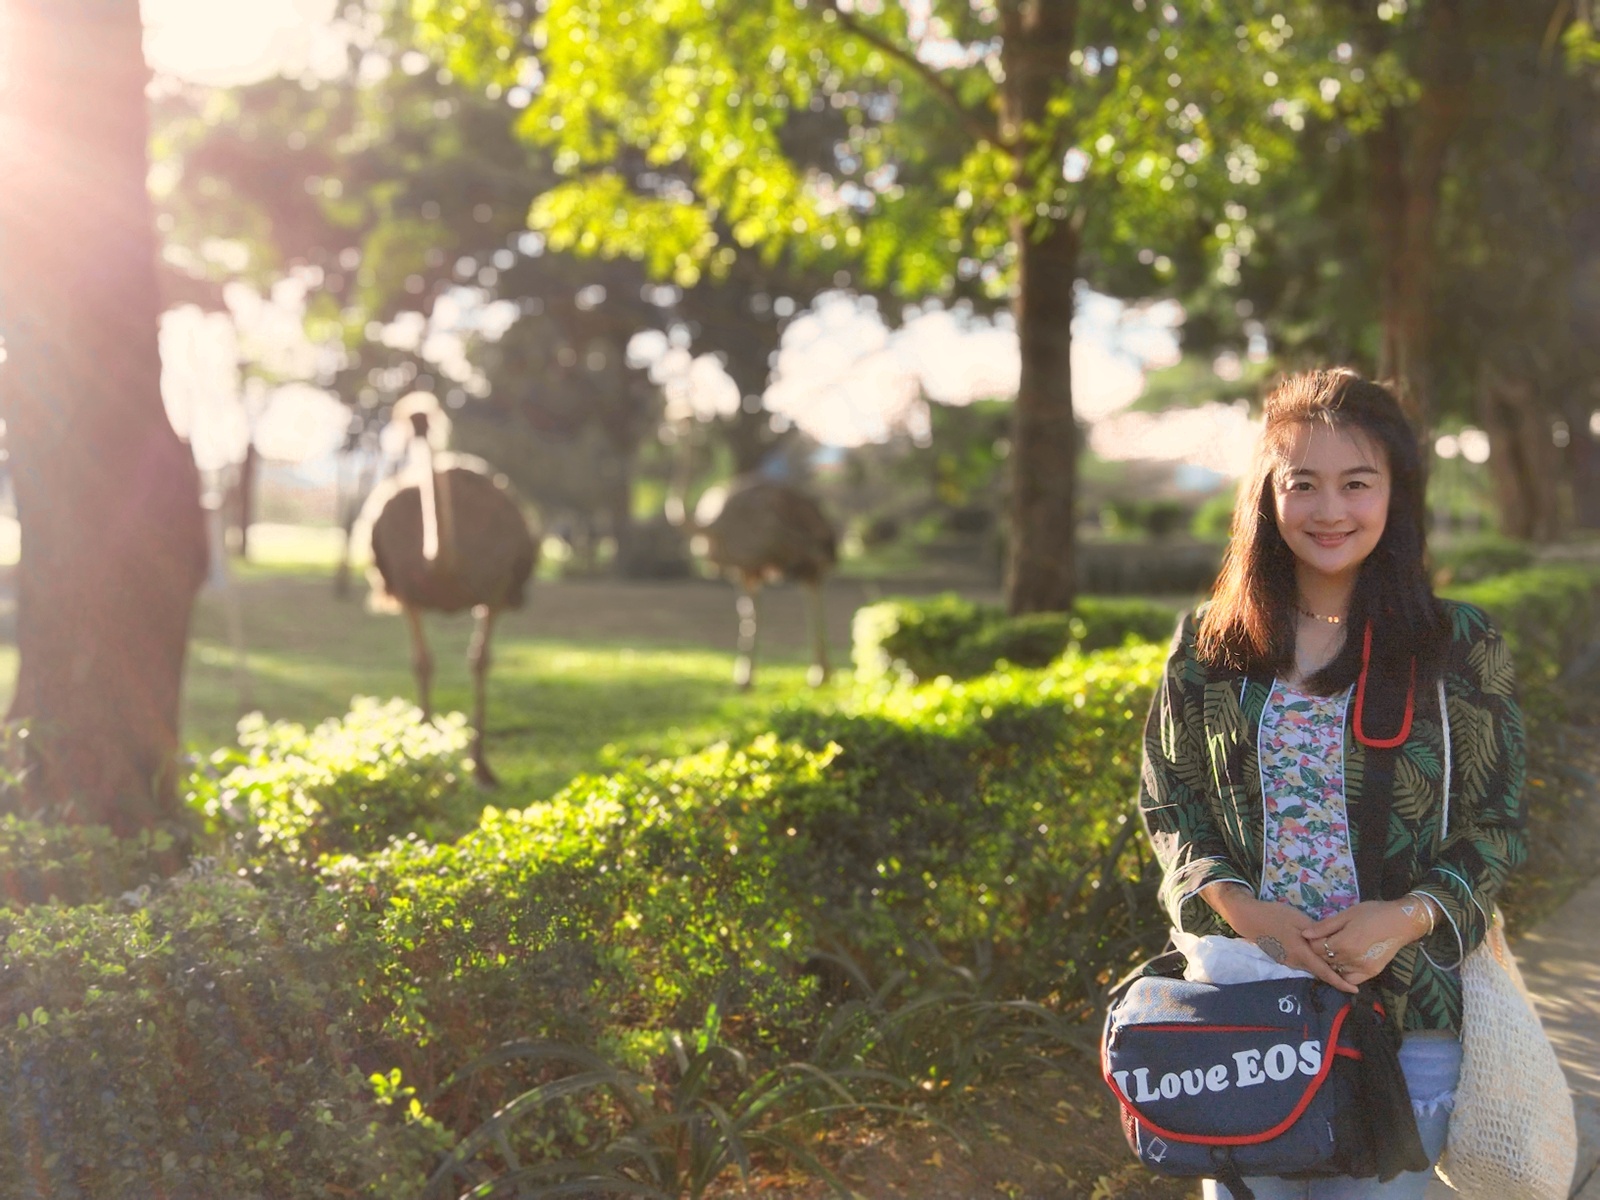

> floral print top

[{"left": 1257, "top": 680, "right": 1360, "bottom": 921}]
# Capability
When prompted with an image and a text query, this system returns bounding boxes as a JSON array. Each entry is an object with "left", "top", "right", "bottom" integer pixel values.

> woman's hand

[
  {"left": 1201, "top": 884, "right": 1357, "bottom": 993},
  {"left": 1300, "top": 898, "right": 1433, "bottom": 986}
]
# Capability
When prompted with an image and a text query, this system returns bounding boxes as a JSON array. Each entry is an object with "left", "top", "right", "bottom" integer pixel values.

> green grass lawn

[{"left": 0, "top": 566, "right": 837, "bottom": 809}]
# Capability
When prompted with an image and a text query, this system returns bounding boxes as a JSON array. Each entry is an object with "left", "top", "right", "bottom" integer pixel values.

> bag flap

[{"left": 1102, "top": 976, "right": 1351, "bottom": 1146}]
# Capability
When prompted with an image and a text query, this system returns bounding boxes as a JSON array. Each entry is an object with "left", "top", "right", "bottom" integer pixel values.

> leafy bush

[
  {"left": 0, "top": 816, "right": 179, "bottom": 908},
  {"left": 1101, "top": 498, "right": 1193, "bottom": 539},
  {"left": 321, "top": 643, "right": 1170, "bottom": 1098},
  {"left": 1447, "top": 564, "right": 1600, "bottom": 720},
  {"left": 0, "top": 867, "right": 444, "bottom": 1199},
  {"left": 853, "top": 593, "right": 1176, "bottom": 683},
  {"left": 1191, "top": 491, "right": 1237, "bottom": 540},
  {"left": 1432, "top": 534, "right": 1536, "bottom": 586},
  {"left": 851, "top": 593, "right": 989, "bottom": 682},
  {"left": 421, "top": 1007, "right": 910, "bottom": 1200},
  {"left": 188, "top": 697, "right": 474, "bottom": 862}
]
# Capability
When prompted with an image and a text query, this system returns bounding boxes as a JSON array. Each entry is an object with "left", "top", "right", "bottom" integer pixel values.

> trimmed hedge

[
  {"left": 0, "top": 869, "right": 443, "bottom": 1199},
  {"left": 853, "top": 592, "right": 1178, "bottom": 683},
  {"left": 1431, "top": 534, "right": 1536, "bottom": 586},
  {"left": 1446, "top": 564, "right": 1600, "bottom": 709},
  {"left": 189, "top": 697, "right": 476, "bottom": 863},
  {"left": 0, "top": 817, "right": 179, "bottom": 908},
  {"left": 316, "top": 643, "right": 1172, "bottom": 1097}
]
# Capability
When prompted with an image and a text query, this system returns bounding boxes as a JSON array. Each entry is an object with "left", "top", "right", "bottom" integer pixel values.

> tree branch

[{"left": 816, "top": 0, "right": 1006, "bottom": 150}]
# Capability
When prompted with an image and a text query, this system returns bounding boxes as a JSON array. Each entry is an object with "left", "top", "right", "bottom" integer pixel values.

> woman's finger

[
  {"left": 1301, "top": 912, "right": 1351, "bottom": 939},
  {"left": 1301, "top": 936, "right": 1360, "bottom": 992},
  {"left": 1296, "top": 945, "right": 1358, "bottom": 992}
]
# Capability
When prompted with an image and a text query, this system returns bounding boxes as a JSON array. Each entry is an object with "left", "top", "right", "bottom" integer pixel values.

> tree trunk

[
  {"left": 717, "top": 320, "right": 783, "bottom": 476},
  {"left": 0, "top": 0, "right": 207, "bottom": 830},
  {"left": 601, "top": 449, "right": 635, "bottom": 572},
  {"left": 1363, "top": 0, "right": 1468, "bottom": 426},
  {"left": 1005, "top": 219, "right": 1080, "bottom": 613},
  {"left": 1478, "top": 361, "right": 1560, "bottom": 543},
  {"left": 1000, "top": 0, "right": 1078, "bottom": 614},
  {"left": 1569, "top": 406, "right": 1600, "bottom": 530},
  {"left": 231, "top": 441, "right": 259, "bottom": 560}
]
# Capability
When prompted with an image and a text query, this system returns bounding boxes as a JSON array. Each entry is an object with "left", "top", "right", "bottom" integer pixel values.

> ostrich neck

[{"left": 409, "top": 436, "right": 457, "bottom": 566}]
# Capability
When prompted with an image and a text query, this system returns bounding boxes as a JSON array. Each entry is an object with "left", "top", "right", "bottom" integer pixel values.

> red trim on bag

[
  {"left": 1101, "top": 1005, "right": 1353, "bottom": 1148},
  {"left": 1333, "top": 1046, "right": 1362, "bottom": 1061},
  {"left": 1129, "top": 1024, "right": 1286, "bottom": 1035},
  {"left": 1353, "top": 624, "right": 1415, "bottom": 748}
]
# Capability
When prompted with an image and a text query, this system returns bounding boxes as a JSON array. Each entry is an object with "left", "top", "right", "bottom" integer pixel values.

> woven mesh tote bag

[
  {"left": 1432, "top": 678, "right": 1577, "bottom": 1199},
  {"left": 1433, "top": 909, "right": 1577, "bottom": 1200}
]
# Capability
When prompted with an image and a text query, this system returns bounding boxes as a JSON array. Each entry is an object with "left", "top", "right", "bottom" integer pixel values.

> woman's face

[{"left": 1272, "top": 421, "right": 1392, "bottom": 591}]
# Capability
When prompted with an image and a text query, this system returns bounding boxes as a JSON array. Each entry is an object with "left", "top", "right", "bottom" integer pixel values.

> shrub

[
  {"left": 853, "top": 593, "right": 1176, "bottom": 683},
  {"left": 188, "top": 697, "right": 475, "bottom": 863},
  {"left": 1191, "top": 491, "right": 1237, "bottom": 540},
  {"left": 0, "top": 868, "right": 444, "bottom": 1199},
  {"left": 0, "top": 816, "right": 179, "bottom": 908},
  {"left": 1102, "top": 498, "right": 1192, "bottom": 539},
  {"left": 1073, "top": 596, "right": 1184, "bottom": 652},
  {"left": 851, "top": 593, "right": 991, "bottom": 682},
  {"left": 320, "top": 737, "right": 840, "bottom": 1073},
  {"left": 316, "top": 644, "right": 1174, "bottom": 1102},
  {"left": 1446, "top": 564, "right": 1600, "bottom": 710},
  {"left": 1432, "top": 534, "right": 1536, "bottom": 586}
]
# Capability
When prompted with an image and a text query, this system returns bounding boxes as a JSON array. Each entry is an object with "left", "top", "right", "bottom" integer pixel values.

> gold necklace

[{"left": 1297, "top": 606, "right": 1344, "bottom": 625}]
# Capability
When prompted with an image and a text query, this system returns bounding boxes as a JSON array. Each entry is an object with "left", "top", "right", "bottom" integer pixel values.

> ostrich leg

[
  {"left": 804, "top": 580, "right": 831, "bottom": 687},
  {"left": 467, "top": 604, "right": 499, "bottom": 787},
  {"left": 732, "top": 582, "right": 761, "bottom": 691},
  {"left": 404, "top": 604, "right": 434, "bottom": 719}
]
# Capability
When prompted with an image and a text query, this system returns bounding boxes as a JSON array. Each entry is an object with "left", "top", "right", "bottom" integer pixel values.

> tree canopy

[{"left": 413, "top": 0, "right": 1345, "bottom": 610}]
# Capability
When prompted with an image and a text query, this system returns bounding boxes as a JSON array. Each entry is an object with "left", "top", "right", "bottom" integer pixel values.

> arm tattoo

[{"left": 1256, "top": 935, "right": 1288, "bottom": 964}]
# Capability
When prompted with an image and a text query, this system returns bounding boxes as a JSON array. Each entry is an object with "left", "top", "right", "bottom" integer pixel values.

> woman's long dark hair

[{"left": 1195, "top": 369, "right": 1447, "bottom": 694}]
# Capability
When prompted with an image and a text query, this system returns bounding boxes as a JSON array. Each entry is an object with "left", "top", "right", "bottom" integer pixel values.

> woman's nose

[{"left": 1310, "top": 489, "right": 1343, "bottom": 522}]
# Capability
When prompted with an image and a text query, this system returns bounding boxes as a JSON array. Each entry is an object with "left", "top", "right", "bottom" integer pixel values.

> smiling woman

[
  {"left": 1137, "top": 370, "right": 1530, "bottom": 1200},
  {"left": 141, "top": 0, "right": 341, "bottom": 85}
]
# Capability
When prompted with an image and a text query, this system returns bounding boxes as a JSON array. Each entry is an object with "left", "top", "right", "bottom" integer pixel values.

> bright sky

[{"left": 142, "top": 0, "right": 343, "bottom": 85}]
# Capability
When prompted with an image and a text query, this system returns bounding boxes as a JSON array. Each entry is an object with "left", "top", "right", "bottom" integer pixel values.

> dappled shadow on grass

[{"left": 182, "top": 573, "right": 834, "bottom": 807}]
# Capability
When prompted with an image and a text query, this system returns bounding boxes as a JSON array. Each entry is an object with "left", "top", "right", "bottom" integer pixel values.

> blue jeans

[{"left": 1202, "top": 1032, "right": 1462, "bottom": 1200}]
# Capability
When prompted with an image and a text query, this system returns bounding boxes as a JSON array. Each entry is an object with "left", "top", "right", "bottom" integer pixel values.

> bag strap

[{"left": 1353, "top": 674, "right": 1448, "bottom": 903}]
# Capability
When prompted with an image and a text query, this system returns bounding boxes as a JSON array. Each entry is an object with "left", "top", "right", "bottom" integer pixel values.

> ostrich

[
  {"left": 687, "top": 477, "right": 838, "bottom": 690},
  {"left": 361, "top": 393, "right": 538, "bottom": 785}
]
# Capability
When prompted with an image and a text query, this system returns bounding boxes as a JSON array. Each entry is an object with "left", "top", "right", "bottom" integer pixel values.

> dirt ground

[{"left": 725, "top": 1049, "right": 1197, "bottom": 1200}]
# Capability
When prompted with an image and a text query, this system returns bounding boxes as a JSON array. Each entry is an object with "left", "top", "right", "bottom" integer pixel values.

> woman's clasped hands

[
  {"left": 1300, "top": 895, "right": 1436, "bottom": 987},
  {"left": 1202, "top": 882, "right": 1435, "bottom": 993}
]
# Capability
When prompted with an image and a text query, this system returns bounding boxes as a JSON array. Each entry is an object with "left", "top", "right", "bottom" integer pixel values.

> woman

[{"left": 1137, "top": 369, "right": 1526, "bottom": 1199}]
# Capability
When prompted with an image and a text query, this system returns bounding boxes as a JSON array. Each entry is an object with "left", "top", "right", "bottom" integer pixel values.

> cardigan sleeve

[
  {"left": 1138, "top": 612, "right": 1254, "bottom": 933},
  {"left": 1411, "top": 606, "right": 1528, "bottom": 969}
]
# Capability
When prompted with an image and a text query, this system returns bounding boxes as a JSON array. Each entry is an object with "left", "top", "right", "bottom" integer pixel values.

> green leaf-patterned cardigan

[{"left": 1137, "top": 599, "right": 1527, "bottom": 1034}]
